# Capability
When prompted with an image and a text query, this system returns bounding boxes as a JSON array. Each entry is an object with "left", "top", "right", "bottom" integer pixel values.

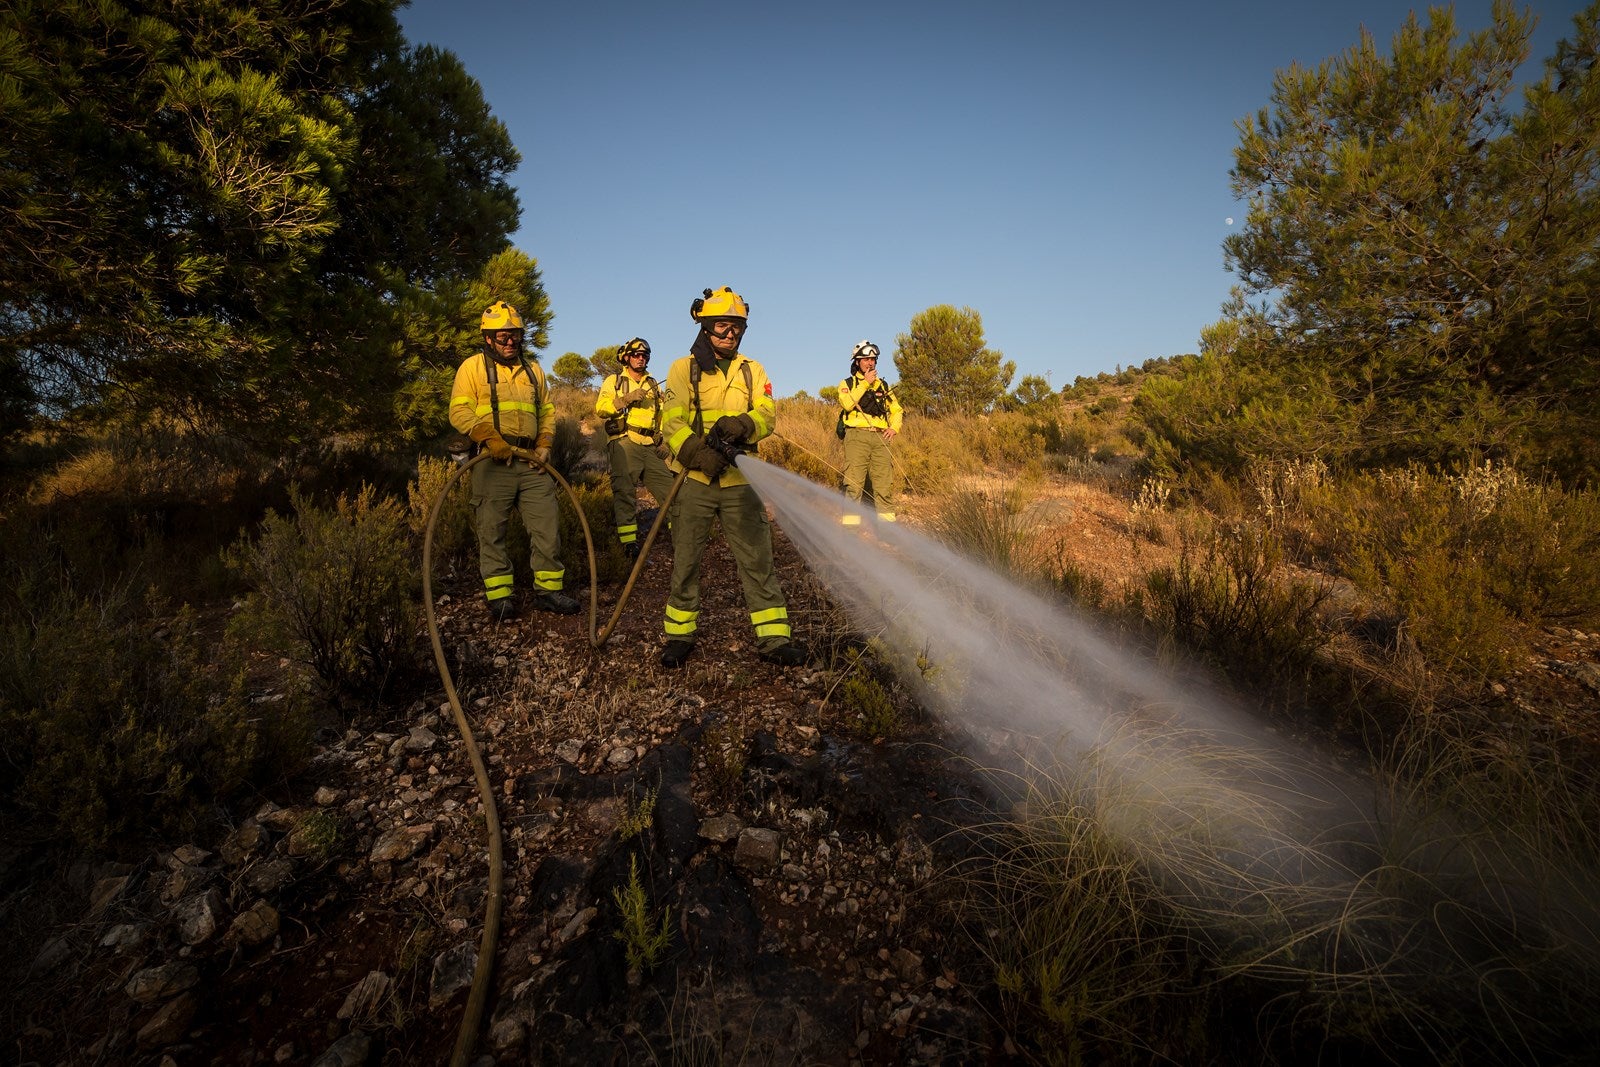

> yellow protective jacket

[
  {"left": 449, "top": 351, "right": 554, "bottom": 449},
  {"left": 838, "top": 374, "right": 903, "bottom": 433},
  {"left": 662, "top": 353, "right": 774, "bottom": 487},
  {"left": 595, "top": 369, "right": 664, "bottom": 444}
]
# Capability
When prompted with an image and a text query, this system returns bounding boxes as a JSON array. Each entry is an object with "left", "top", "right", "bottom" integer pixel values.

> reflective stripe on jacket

[
  {"left": 595, "top": 371, "right": 663, "bottom": 444},
  {"left": 450, "top": 352, "right": 554, "bottom": 446},
  {"left": 662, "top": 353, "right": 775, "bottom": 487},
  {"left": 838, "top": 375, "right": 903, "bottom": 433}
]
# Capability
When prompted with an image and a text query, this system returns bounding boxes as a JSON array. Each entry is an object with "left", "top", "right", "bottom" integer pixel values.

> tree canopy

[
  {"left": 551, "top": 352, "right": 594, "bottom": 391},
  {"left": 1007, "top": 374, "right": 1058, "bottom": 411},
  {"left": 589, "top": 345, "right": 621, "bottom": 383},
  {"left": 0, "top": 0, "right": 523, "bottom": 446},
  {"left": 1176, "top": 0, "right": 1600, "bottom": 478},
  {"left": 892, "top": 305, "right": 1014, "bottom": 417}
]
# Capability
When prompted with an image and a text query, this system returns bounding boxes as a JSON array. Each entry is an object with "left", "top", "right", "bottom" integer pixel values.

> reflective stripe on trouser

[
  {"left": 664, "top": 477, "right": 790, "bottom": 651},
  {"left": 608, "top": 437, "right": 677, "bottom": 544},
  {"left": 471, "top": 457, "right": 566, "bottom": 593},
  {"left": 842, "top": 428, "right": 895, "bottom": 520}
]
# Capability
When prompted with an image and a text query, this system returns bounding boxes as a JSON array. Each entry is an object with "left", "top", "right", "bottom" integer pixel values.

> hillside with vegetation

[{"left": 3, "top": 2, "right": 1599, "bottom": 1065}]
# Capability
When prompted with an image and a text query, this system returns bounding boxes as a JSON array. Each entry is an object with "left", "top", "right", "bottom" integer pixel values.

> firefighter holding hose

[
  {"left": 657, "top": 287, "right": 808, "bottom": 669},
  {"left": 449, "top": 301, "right": 581, "bottom": 621}
]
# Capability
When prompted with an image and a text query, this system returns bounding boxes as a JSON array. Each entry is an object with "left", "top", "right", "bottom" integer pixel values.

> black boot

[
  {"left": 660, "top": 640, "right": 694, "bottom": 669},
  {"left": 486, "top": 597, "right": 517, "bottom": 622},
  {"left": 532, "top": 590, "right": 580, "bottom": 615},
  {"left": 758, "top": 642, "right": 809, "bottom": 667},
  {"left": 623, "top": 541, "right": 641, "bottom": 562}
]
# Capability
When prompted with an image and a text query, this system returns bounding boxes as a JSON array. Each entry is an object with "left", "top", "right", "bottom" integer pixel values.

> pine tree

[
  {"left": 1218, "top": 0, "right": 1600, "bottom": 476},
  {"left": 0, "top": 0, "right": 523, "bottom": 446},
  {"left": 893, "top": 305, "right": 1014, "bottom": 417}
]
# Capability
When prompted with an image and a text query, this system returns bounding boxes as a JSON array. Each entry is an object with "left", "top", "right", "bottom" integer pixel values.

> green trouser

[
  {"left": 663, "top": 477, "right": 792, "bottom": 651},
  {"left": 607, "top": 436, "right": 678, "bottom": 544},
  {"left": 471, "top": 457, "right": 565, "bottom": 601},
  {"left": 842, "top": 427, "right": 896, "bottom": 520}
]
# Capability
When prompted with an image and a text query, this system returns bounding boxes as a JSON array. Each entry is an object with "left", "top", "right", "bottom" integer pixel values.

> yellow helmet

[
  {"left": 481, "top": 301, "right": 524, "bottom": 332},
  {"left": 617, "top": 337, "right": 651, "bottom": 363},
  {"left": 690, "top": 286, "right": 749, "bottom": 322}
]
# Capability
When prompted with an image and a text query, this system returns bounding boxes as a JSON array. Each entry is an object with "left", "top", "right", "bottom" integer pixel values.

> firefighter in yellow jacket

[
  {"left": 836, "top": 339, "right": 904, "bottom": 524},
  {"left": 449, "top": 301, "right": 580, "bottom": 621},
  {"left": 658, "top": 287, "right": 807, "bottom": 669},
  {"left": 594, "top": 337, "right": 676, "bottom": 561}
]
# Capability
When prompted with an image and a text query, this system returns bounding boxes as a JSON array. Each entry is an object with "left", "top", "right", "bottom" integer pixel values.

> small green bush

[
  {"left": 556, "top": 477, "right": 621, "bottom": 586},
  {"left": 227, "top": 484, "right": 417, "bottom": 708},
  {"left": 1312, "top": 464, "right": 1600, "bottom": 685},
  {"left": 612, "top": 854, "right": 672, "bottom": 975},
  {"left": 843, "top": 674, "right": 899, "bottom": 741},
  {"left": 698, "top": 716, "right": 750, "bottom": 804}
]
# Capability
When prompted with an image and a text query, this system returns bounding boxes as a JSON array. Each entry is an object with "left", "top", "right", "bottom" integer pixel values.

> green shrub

[
  {"left": 1312, "top": 464, "right": 1600, "bottom": 685},
  {"left": 842, "top": 674, "right": 899, "bottom": 741},
  {"left": 698, "top": 715, "right": 750, "bottom": 804},
  {"left": 547, "top": 416, "right": 590, "bottom": 483},
  {"left": 408, "top": 455, "right": 474, "bottom": 575},
  {"left": 227, "top": 484, "right": 417, "bottom": 708},
  {"left": 0, "top": 583, "right": 309, "bottom": 848},
  {"left": 556, "top": 477, "right": 622, "bottom": 586}
]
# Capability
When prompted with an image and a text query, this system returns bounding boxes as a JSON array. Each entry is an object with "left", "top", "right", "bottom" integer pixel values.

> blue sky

[{"left": 397, "top": 0, "right": 1587, "bottom": 397}]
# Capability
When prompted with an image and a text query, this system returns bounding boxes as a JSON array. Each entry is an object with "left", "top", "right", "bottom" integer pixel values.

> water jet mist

[{"left": 739, "top": 455, "right": 1600, "bottom": 1042}]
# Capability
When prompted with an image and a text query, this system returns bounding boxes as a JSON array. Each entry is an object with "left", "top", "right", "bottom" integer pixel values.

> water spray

[{"left": 739, "top": 456, "right": 1600, "bottom": 1019}]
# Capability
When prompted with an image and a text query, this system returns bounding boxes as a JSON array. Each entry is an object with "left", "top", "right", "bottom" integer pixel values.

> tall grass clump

[
  {"left": 961, "top": 714, "right": 1600, "bottom": 1063},
  {"left": 227, "top": 484, "right": 417, "bottom": 709},
  {"left": 951, "top": 755, "right": 1214, "bottom": 1063},
  {"left": 926, "top": 482, "right": 1037, "bottom": 576}
]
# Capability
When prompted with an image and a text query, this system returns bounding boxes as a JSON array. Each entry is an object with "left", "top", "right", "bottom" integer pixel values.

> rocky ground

[
  {"left": 4, "top": 509, "right": 1027, "bottom": 1066},
  {"left": 6, "top": 478, "right": 1600, "bottom": 1066}
]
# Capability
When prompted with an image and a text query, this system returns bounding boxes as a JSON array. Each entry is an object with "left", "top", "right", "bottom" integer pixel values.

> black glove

[
  {"left": 712, "top": 414, "right": 756, "bottom": 443},
  {"left": 678, "top": 434, "right": 729, "bottom": 478}
]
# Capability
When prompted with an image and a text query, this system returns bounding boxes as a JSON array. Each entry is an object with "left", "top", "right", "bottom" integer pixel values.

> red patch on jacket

[{"left": 763, "top": 382, "right": 772, "bottom": 397}]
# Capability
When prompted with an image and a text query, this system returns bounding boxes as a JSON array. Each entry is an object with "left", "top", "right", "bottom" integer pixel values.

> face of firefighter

[
  {"left": 706, "top": 318, "right": 745, "bottom": 357},
  {"left": 485, "top": 328, "right": 521, "bottom": 363},
  {"left": 856, "top": 355, "right": 878, "bottom": 381},
  {"left": 625, "top": 351, "right": 649, "bottom": 375}
]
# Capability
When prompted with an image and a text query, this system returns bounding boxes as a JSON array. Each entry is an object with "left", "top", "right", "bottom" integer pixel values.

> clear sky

[{"left": 396, "top": 0, "right": 1587, "bottom": 397}]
